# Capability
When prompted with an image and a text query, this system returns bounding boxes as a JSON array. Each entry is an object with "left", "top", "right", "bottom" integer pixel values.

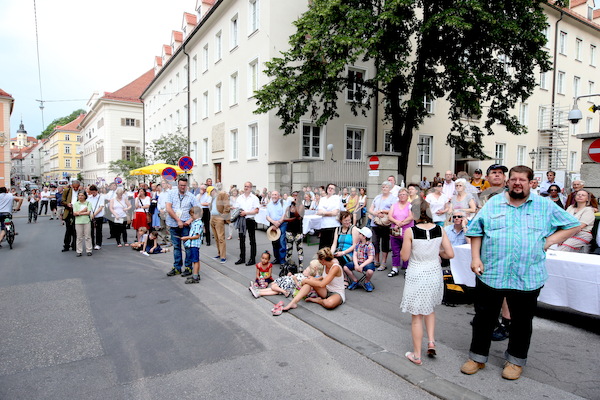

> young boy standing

[
  {"left": 343, "top": 227, "right": 376, "bottom": 292},
  {"left": 182, "top": 206, "right": 204, "bottom": 284}
]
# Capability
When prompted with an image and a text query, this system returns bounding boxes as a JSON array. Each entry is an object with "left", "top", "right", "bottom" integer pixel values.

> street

[{"left": 0, "top": 213, "right": 598, "bottom": 399}]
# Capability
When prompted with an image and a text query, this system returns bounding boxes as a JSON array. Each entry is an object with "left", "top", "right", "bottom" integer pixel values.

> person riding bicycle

[{"left": 0, "top": 187, "right": 24, "bottom": 246}]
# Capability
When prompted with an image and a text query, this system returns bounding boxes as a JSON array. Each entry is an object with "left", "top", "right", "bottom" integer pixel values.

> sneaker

[
  {"left": 502, "top": 361, "right": 523, "bottom": 380},
  {"left": 249, "top": 285, "right": 260, "bottom": 298},
  {"left": 220, "top": 258, "right": 226, "bottom": 263},
  {"left": 492, "top": 323, "right": 509, "bottom": 341},
  {"left": 86, "top": 252, "right": 92, "bottom": 256},
  {"left": 181, "top": 268, "right": 192, "bottom": 277},
  {"left": 347, "top": 281, "right": 359, "bottom": 290},
  {"left": 141, "top": 251, "right": 149, "bottom": 256},
  {"left": 166, "top": 269, "right": 181, "bottom": 277},
  {"left": 94, "top": 245, "right": 101, "bottom": 250},
  {"left": 460, "top": 359, "right": 485, "bottom": 375},
  {"left": 364, "top": 282, "right": 374, "bottom": 292},
  {"left": 185, "top": 277, "right": 200, "bottom": 284},
  {"left": 213, "top": 255, "right": 220, "bottom": 259}
]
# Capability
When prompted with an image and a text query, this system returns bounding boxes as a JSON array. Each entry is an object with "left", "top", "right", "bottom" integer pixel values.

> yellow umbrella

[{"left": 129, "top": 163, "right": 187, "bottom": 176}]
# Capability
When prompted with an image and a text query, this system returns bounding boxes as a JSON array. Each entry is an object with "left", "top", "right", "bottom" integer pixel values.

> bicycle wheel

[{"left": 6, "top": 224, "right": 14, "bottom": 249}]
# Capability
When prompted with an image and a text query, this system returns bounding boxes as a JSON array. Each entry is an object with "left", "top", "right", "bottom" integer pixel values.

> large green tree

[
  {"left": 38, "top": 109, "right": 86, "bottom": 139},
  {"left": 146, "top": 131, "right": 190, "bottom": 165},
  {"left": 254, "top": 0, "right": 563, "bottom": 177}
]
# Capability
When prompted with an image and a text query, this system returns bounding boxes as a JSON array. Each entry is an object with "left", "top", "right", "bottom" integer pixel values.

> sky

[{"left": 0, "top": 0, "right": 195, "bottom": 138}]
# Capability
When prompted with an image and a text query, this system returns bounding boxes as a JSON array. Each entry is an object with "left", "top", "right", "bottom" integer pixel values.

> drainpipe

[
  {"left": 549, "top": 11, "right": 564, "bottom": 170},
  {"left": 182, "top": 44, "right": 191, "bottom": 156}
]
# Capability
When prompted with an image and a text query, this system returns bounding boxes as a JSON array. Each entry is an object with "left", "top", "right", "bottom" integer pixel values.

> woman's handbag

[
  {"left": 390, "top": 225, "right": 402, "bottom": 237},
  {"left": 374, "top": 214, "right": 391, "bottom": 227}
]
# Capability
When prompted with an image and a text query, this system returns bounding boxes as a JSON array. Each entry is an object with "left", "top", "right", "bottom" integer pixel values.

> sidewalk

[{"left": 156, "top": 226, "right": 598, "bottom": 400}]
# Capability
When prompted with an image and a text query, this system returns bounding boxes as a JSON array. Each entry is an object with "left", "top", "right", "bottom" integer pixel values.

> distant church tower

[{"left": 10, "top": 120, "right": 30, "bottom": 149}]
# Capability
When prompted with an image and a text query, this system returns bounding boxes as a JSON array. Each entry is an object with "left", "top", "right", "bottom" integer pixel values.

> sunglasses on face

[
  {"left": 452, "top": 216, "right": 463, "bottom": 219},
  {"left": 549, "top": 189, "right": 558, "bottom": 192}
]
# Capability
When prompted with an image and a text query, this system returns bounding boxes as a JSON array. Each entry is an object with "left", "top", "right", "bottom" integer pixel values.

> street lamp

[
  {"left": 416, "top": 140, "right": 426, "bottom": 183},
  {"left": 528, "top": 148, "right": 537, "bottom": 170}
]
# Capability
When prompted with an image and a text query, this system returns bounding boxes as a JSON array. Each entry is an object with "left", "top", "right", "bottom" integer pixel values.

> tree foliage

[
  {"left": 38, "top": 109, "right": 86, "bottom": 139},
  {"left": 254, "top": 0, "right": 561, "bottom": 177},
  {"left": 146, "top": 131, "right": 190, "bottom": 165},
  {"left": 108, "top": 151, "right": 146, "bottom": 180}
]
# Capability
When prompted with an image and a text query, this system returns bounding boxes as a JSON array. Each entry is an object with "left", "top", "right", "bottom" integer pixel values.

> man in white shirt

[
  {"left": 0, "top": 187, "right": 24, "bottom": 246},
  {"left": 87, "top": 185, "right": 105, "bottom": 250},
  {"left": 235, "top": 181, "right": 260, "bottom": 266},
  {"left": 266, "top": 191, "right": 287, "bottom": 264},
  {"left": 442, "top": 170, "right": 456, "bottom": 199},
  {"left": 197, "top": 184, "right": 211, "bottom": 246},
  {"left": 419, "top": 177, "right": 430, "bottom": 190},
  {"left": 539, "top": 170, "right": 563, "bottom": 195},
  {"left": 387, "top": 175, "right": 401, "bottom": 197}
]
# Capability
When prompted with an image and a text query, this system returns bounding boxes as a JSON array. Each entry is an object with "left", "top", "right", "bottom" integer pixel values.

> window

[
  {"left": 542, "top": 24, "right": 550, "bottom": 46},
  {"left": 230, "top": 14, "right": 239, "bottom": 49},
  {"left": 576, "top": 38, "right": 583, "bottom": 61},
  {"left": 591, "top": 44, "right": 596, "bottom": 67},
  {"left": 301, "top": 123, "right": 321, "bottom": 158},
  {"left": 202, "top": 91, "right": 209, "bottom": 119},
  {"left": 175, "top": 110, "right": 180, "bottom": 127},
  {"left": 573, "top": 76, "right": 580, "bottom": 98},
  {"left": 64, "top": 134, "right": 71, "bottom": 141},
  {"left": 230, "top": 72, "right": 238, "bottom": 106},
  {"left": 122, "top": 118, "right": 138, "bottom": 127},
  {"left": 122, "top": 146, "right": 139, "bottom": 161},
  {"left": 423, "top": 96, "right": 434, "bottom": 114},
  {"left": 249, "top": 0, "right": 259, "bottom": 34},
  {"left": 347, "top": 67, "right": 366, "bottom": 102},
  {"left": 417, "top": 135, "right": 432, "bottom": 165},
  {"left": 557, "top": 71, "right": 565, "bottom": 95},
  {"left": 569, "top": 151, "right": 578, "bottom": 171},
  {"left": 192, "top": 141, "right": 198, "bottom": 160},
  {"left": 559, "top": 31, "right": 567, "bottom": 55},
  {"left": 384, "top": 130, "right": 393, "bottom": 152},
  {"left": 202, "top": 138, "right": 209, "bottom": 164},
  {"left": 345, "top": 127, "right": 364, "bottom": 161},
  {"left": 495, "top": 143, "right": 506, "bottom": 165},
  {"left": 183, "top": 64, "right": 188, "bottom": 89},
  {"left": 588, "top": 6, "right": 593, "bottom": 20},
  {"left": 192, "top": 55, "right": 198, "bottom": 80},
  {"left": 176, "top": 73, "right": 180, "bottom": 94},
  {"left": 215, "top": 31, "right": 222, "bottom": 62},
  {"left": 230, "top": 129, "right": 238, "bottom": 160},
  {"left": 96, "top": 145, "right": 104, "bottom": 163},
  {"left": 248, "top": 58, "right": 259, "bottom": 96},
  {"left": 539, "top": 72, "right": 548, "bottom": 90},
  {"left": 215, "top": 83, "right": 222, "bottom": 113},
  {"left": 202, "top": 45, "right": 209, "bottom": 72},
  {"left": 518, "top": 103, "right": 528, "bottom": 125},
  {"left": 498, "top": 54, "right": 511, "bottom": 74},
  {"left": 248, "top": 123, "right": 258, "bottom": 158},
  {"left": 586, "top": 117, "right": 593, "bottom": 133},
  {"left": 191, "top": 98, "right": 198, "bottom": 124},
  {"left": 77, "top": 158, "right": 81, "bottom": 168},
  {"left": 162, "top": 86, "right": 167, "bottom": 106},
  {"left": 183, "top": 105, "right": 188, "bottom": 127},
  {"left": 517, "top": 145, "right": 526, "bottom": 166},
  {"left": 65, "top": 159, "right": 71, "bottom": 168},
  {"left": 169, "top": 80, "right": 173, "bottom": 101},
  {"left": 589, "top": 80, "right": 595, "bottom": 95},
  {"left": 65, "top": 145, "right": 71, "bottom": 154}
]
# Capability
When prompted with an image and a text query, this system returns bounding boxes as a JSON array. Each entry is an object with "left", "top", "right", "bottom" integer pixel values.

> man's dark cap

[
  {"left": 486, "top": 164, "right": 508, "bottom": 175},
  {"left": 474, "top": 168, "right": 482, "bottom": 174}
]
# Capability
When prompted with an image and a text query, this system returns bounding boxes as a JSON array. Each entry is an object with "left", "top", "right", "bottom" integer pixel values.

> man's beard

[{"left": 509, "top": 189, "right": 526, "bottom": 199}]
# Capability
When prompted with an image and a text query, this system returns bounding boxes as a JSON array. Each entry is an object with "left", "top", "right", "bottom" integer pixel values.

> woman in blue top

[{"left": 331, "top": 211, "right": 359, "bottom": 270}]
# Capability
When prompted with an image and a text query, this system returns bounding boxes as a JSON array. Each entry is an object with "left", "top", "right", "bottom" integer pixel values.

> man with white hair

[
  {"left": 565, "top": 180, "right": 598, "bottom": 210},
  {"left": 442, "top": 170, "right": 456, "bottom": 199},
  {"left": 387, "top": 175, "right": 401, "bottom": 197}
]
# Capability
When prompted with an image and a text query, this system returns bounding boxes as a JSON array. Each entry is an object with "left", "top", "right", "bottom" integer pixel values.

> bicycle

[{"left": 3, "top": 213, "right": 16, "bottom": 249}]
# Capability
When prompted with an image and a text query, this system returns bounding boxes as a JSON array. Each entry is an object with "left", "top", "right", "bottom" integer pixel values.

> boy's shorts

[
  {"left": 188, "top": 247, "right": 200, "bottom": 262},
  {"left": 345, "top": 261, "right": 376, "bottom": 272}
]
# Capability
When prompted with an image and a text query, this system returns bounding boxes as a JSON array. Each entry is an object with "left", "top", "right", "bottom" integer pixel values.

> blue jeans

[
  {"left": 170, "top": 226, "right": 191, "bottom": 271},
  {"left": 278, "top": 222, "right": 287, "bottom": 263}
]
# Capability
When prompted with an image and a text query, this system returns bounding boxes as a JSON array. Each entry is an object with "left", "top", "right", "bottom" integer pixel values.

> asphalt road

[{"left": 1, "top": 214, "right": 598, "bottom": 399}]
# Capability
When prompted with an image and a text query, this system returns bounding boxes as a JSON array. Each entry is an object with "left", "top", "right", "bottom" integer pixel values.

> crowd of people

[{"left": 1, "top": 163, "right": 597, "bottom": 382}]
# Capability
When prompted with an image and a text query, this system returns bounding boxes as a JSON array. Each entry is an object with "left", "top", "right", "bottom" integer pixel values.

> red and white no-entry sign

[
  {"left": 369, "top": 156, "right": 380, "bottom": 170},
  {"left": 589, "top": 139, "right": 600, "bottom": 163}
]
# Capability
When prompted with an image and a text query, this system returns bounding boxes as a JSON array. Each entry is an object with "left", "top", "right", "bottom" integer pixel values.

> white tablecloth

[
  {"left": 450, "top": 244, "right": 600, "bottom": 316},
  {"left": 302, "top": 214, "right": 322, "bottom": 235}
]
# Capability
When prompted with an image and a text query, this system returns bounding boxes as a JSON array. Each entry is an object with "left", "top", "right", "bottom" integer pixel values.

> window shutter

[
  {"left": 121, "top": 118, "right": 125, "bottom": 126},
  {"left": 135, "top": 119, "right": 140, "bottom": 127},
  {"left": 122, "top": 146, "right": 126, "bottom": 159}
]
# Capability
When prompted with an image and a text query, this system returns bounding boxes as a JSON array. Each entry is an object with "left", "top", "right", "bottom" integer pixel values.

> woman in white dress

[{"left": 400, "top": 201, "right": 453, "bottom": 365}]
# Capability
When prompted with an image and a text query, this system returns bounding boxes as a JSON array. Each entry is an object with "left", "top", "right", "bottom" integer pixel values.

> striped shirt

[{"left": 467, "top": 192, "right": 579, "bottom": 291}]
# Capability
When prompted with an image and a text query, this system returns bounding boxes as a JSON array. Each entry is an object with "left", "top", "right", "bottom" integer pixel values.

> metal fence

[{"left": 298, "top": 159, "right": 367, "bottom": 190}]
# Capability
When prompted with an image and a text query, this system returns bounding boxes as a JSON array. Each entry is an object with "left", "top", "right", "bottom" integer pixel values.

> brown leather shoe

[
  {"left": 460, "top": 359, "right": 485, "bottom": 375},
  {"left": 502, "top": 362, "right": 523, "bottom": 380}
]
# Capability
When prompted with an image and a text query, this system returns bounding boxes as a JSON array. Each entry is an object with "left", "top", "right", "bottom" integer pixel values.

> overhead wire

[{"left": 33, "top": 0, "right": 45, "bottom": 129}]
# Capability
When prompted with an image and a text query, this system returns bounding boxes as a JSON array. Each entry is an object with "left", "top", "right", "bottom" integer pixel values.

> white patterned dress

[{"left": 400, "top": 225, "right": 443, "bottom": 315}]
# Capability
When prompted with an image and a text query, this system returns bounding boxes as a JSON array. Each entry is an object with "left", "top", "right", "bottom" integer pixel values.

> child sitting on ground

[
  {"left": 254, "top": 250, "right": 274, "bottom": 288},
  {"left": 181, "top": 206, "right": 204, "bottom": 284},
  {"left": 141, "top": 230, "right": 171, "bottom": 255},
  {"left": 343, "top": 227, "right": 376, "bottom": 292},
  {"left": 249, "top": 259, "right": 323, "bottom": 298},
  {"left": 131, "top": 227, "right": 148, "bottom": 251}
]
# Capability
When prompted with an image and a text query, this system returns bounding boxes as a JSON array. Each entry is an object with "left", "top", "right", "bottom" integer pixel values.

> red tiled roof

[
  {"left": 163, "top": 44, "right": 173, "bottom": 55},
  {"left": 184, "top": 12, "right": 197, "bottom": 26},
  {"left": 570, "top": 0, "right": 588, "bottom": 7},
  {"left": 101, "top": 69, "right": 155, "bottom": 104},
  {"left": 56, "top": 113, "right": 86, "bottom": 132},
  {"left": 0, "top": 88, "right": 13, "bottom": 98},
  {"left": 594, "top": 9, "right": 600, "bottom": 19},
  {"left": 172, "top": 30, "right": 183, "bottom": 42},
  {"left": 155, "top": 56, "right": 163, "bottom": 66}
]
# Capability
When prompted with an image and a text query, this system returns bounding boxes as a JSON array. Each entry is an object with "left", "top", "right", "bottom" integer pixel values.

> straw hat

[{"left": 266, "top": 225, "right": 281, "bottom": 241}]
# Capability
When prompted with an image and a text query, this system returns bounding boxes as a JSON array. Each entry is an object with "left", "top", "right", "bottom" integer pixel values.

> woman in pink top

[
  {"left": 387, "top": 188, "right": 414, "bottom": 277},
  {"left": 282, "top": 247, "right": 345, "bottom": 311}
]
